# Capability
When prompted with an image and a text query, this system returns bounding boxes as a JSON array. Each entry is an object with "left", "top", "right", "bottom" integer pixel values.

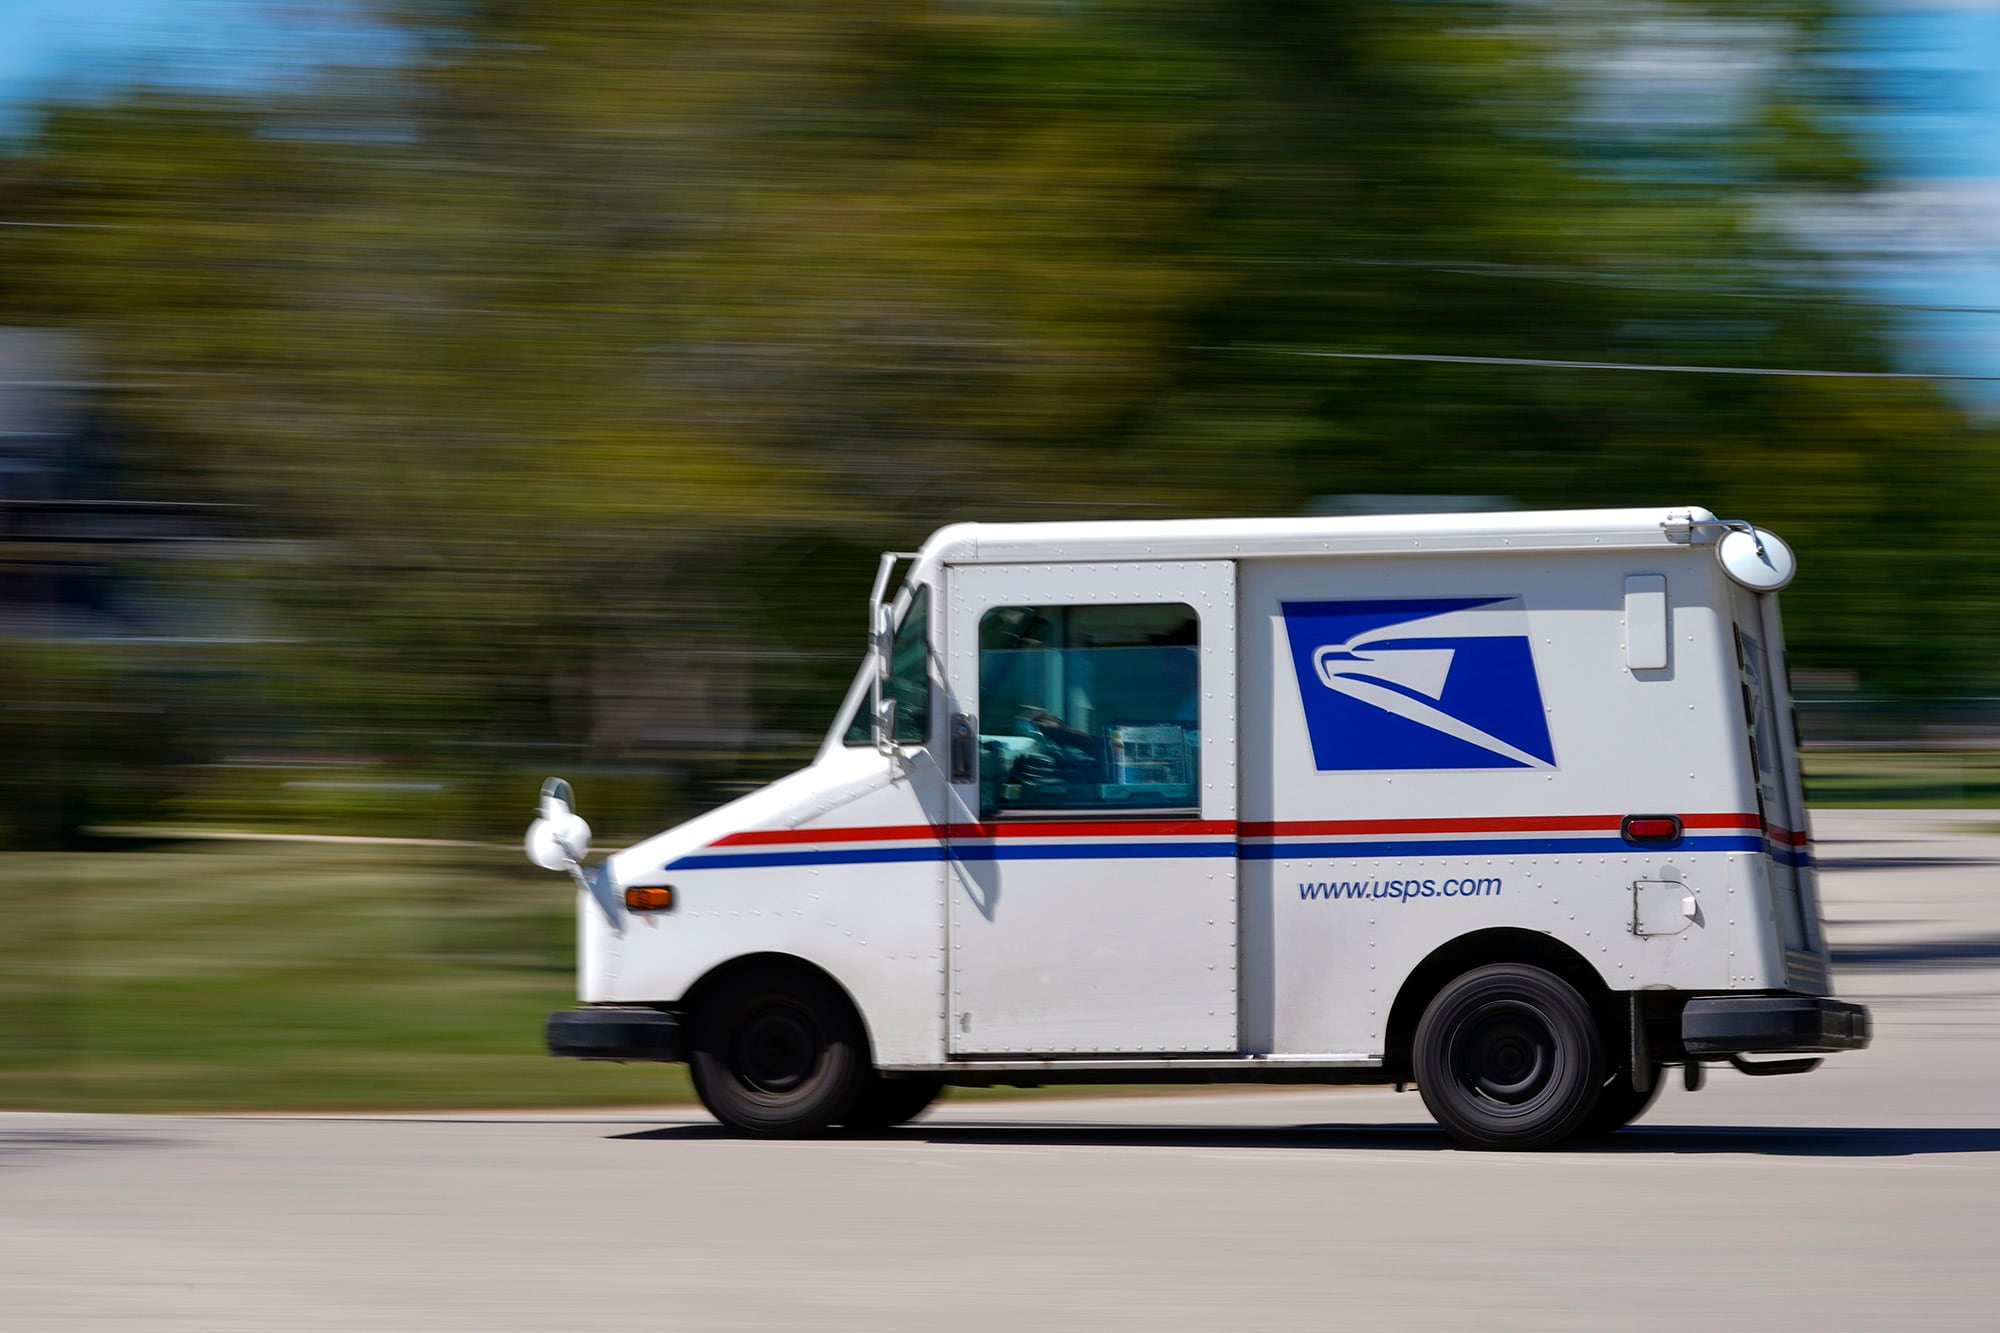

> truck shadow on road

[
  {"left": 1580, "top": 1125, "right": 2000, "bottom": 1156},
  {"left": 611, "top": 1122, "right": 2000, "bottom": 1158},
  {"left": 1832, "top": 932, "right": 2000, "bottom": 969},
  {"left": 0, "top": 1129, "right": 178, "bottom": 1163},
  {"left": 1820, "top": 855, "right": 2000, "bottom": 871}
]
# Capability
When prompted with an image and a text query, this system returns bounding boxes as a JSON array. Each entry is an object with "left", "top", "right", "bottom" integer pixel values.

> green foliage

[
  {"left": 0, "top": 641, "right": 193, "bottom": 848},
  {"left": 1803, "top": 750, "right": 2000, "bottom": 809},
  {"left": 2, "top": 0, "right": 1997, "bottom": 841}
]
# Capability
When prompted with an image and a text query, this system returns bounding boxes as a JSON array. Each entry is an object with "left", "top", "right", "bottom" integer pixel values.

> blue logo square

[{"left": 1281, "top": 596, "right": 1556, "bottom": 771}]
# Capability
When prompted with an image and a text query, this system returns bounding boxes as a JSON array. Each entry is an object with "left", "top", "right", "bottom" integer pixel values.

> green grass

[
  {"left": 0, "top": 841, "right": 683, "bottom": 1112},
  {"left": 1802, "top": 750, "right": 2000, "bottom": 808}
]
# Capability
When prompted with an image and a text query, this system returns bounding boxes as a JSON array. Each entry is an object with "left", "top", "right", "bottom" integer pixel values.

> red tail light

[{"left": 1622, "top": 815, "right": 1682, "bottom": 843}]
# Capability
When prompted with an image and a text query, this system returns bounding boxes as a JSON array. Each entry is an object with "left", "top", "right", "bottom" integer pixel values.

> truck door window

[
  {"left": 844, "top": 586, "right": 931, "bottom": 746},
  {"left": 976, "top": 603, "right": 1198, "bottom": 818}
]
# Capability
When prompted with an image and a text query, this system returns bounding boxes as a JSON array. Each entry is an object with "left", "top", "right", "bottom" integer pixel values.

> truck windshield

[{"left": 844, "top": 586, "right": 930, "bottom": 746}]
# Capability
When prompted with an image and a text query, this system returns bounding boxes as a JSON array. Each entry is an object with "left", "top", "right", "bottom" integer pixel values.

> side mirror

[
  {"left": 870, "top": 600, "right": 896, "bottom": 754},
  {"left": 525, "top": 776, "right": 592, "bottom": 870},
  {"left": 872, "top": 602, "right": 895, "bottom": 684}
]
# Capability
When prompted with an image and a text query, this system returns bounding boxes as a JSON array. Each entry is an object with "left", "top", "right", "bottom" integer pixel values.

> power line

[
  {"left": 1236, "top": 346, "right": 2000, "bottom": 380},
  {"left": 1320, "top": 255, "right": 2000, "bottom": 318}
]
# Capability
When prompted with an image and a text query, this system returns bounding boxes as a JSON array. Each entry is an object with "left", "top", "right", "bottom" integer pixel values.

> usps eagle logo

[{"left": 1281, "top": 597, "right": 1556, "bottom": 771}]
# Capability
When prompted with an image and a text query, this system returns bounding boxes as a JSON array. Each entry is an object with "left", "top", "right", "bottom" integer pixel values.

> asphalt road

[{"left": 6, "top": 810, "right": 2000, "bottom": 1331}]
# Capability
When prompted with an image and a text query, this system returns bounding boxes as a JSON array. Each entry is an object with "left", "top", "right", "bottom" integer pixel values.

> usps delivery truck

[{"left": 528, "top": 507, "right": 1869, "bottom": 1149}]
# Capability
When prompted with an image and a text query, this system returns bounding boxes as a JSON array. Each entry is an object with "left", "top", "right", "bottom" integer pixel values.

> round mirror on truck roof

[{"left": 1716, "top": 524, "right": 1797, "bottom": 592}]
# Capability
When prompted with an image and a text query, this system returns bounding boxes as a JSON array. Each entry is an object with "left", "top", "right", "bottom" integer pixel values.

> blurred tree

[{"left": 2, "top": 1, "right": 1994, "bottom": 837}]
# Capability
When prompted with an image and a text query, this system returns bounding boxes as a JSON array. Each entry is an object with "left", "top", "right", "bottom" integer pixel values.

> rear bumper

[
  {"left": 546, "top": 1007, "right": 683, "bottom": 1062},
  {"left": 1681, "top": 994, "right": 1871, "bottom": 1055}
]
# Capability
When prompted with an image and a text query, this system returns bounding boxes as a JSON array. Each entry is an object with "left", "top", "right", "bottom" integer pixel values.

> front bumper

[
  {"left": 1681, "top": 994, "right": 1871, "bottom": 1056},
  {"left": 546, "top": 1007, "right": 683, "bottom": 1062}
]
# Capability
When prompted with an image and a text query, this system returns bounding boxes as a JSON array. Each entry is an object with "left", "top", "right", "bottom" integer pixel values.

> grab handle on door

[{"left": 950, "top": 713, "right": 977, "bottom": 784}]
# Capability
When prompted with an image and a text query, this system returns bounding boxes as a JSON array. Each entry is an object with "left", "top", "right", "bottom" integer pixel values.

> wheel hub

[
  {"left": 736, "top": 1008, "right": 819, "bottom": 1095},
  {"left": 1454, "top": 1003, "right": 1559, "bottom": 1112}
]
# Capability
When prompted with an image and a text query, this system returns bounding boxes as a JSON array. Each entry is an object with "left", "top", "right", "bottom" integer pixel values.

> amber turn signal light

[{"left": 624, "top": 886, "right": 674, "bottom": 911}]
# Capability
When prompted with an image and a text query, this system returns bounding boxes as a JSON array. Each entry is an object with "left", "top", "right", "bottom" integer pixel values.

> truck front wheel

[
  {"left": 688, "top": 966, "right": 866, "bottom": 1137},
  {"left": 840, "top": 1074, "right": 944, "bottom": 1131},
  {"left": 1415, "top": 964, "right": 1605, "bottom": 1150}
]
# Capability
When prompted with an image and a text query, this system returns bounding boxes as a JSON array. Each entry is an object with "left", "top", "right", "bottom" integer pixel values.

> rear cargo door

[{"left": 1731, "top": 589, "right": 1814, "bottom": 957}]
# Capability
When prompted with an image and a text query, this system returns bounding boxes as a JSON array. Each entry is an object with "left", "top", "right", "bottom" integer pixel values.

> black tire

[
  {"left": 1578, "top": 1065, "right": 1664, "bottom": 1138},
  {"left": 1414, "top": 963, "right": 1605, "bottom": 1151},
  {"left": 840, "top": 1075, "right": 945, "bottom": 1131},
  {"left": 688, "top": 965, "right": 866, "bottom": 1137}
]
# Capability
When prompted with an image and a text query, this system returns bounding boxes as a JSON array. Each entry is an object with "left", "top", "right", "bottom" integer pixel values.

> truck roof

[{"left": 914, "top": 506, "right": 1721, "bottom": 571}]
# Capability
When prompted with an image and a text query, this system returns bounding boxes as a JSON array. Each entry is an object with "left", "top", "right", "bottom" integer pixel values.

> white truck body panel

[
  {"left": 582, "top": 506, "right": 1831, "bottom": 1072},
  {"left": 598, "top": 747, "right": 950, "bottom": 1066},
  {"left": 1237, "top": 546, "right": 1768, "bottom": 1061}
]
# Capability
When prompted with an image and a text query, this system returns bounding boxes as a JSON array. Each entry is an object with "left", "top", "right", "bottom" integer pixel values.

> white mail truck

[{"left": 529, "top": 507, "right": 1869, "bottom": 1149}]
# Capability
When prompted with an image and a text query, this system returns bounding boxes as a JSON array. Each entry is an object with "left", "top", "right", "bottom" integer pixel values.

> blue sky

[
  {"left": 1, "top": 0, "right": 1997, "bottom": 404},
  {"left": 1840, "top": 4, "right": 2000, "bottom": 400},
  {"left": 1856, "top": 4, "right": 2000, "bottom": 179},
  {"left": 0, "top": 0, "right": 389, "bottom": 130}
]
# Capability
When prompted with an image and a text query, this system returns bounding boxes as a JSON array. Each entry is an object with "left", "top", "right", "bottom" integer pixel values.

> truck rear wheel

[
  {"left": 1414, "top": 963, "right": 1604, "bottom": 1151},
  {"left": 1579, "top": 1066, "right": 1664, "bottom": 1138},
  {"left": 688, "top": 966, "right": 865, "bottom": 1137}
]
